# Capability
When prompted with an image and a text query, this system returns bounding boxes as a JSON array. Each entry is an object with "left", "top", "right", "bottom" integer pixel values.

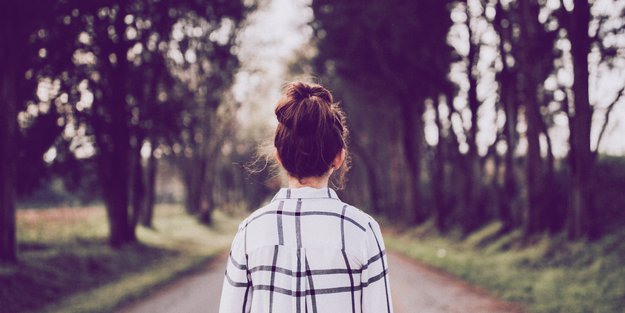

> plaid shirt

[{"left": 219, "top": 187, "right": 393, "bottom": 313}]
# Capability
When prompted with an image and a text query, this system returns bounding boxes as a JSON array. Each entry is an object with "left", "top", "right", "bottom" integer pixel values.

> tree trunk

[
  {"left": 351, "top": 142, "right": 381, "bottom": 215},
  {"left": 433, "top": 96, "right": 449, "bottom": 232},
  {"left": 567, "top": 0, "right": 592, "bottom": 239},
  {"left": 524, "top": 109, "right": 544, "bottom": 235},
  {"left": 0, "top": 0, "right": 19, "bottom": 263},
  {"left": 518, "top": 0, "right": 545, "bottom": 236},
  {"left": 444, "top": 100, "right": 465, "bottom": 229},
  {"left": 130, "top": 134, "right": 145, "bottom": 229},
  {"left": 101, "top": 6, "right": 135, "bottom": 247},
  {"left": 183, "top": 155, "right": 207, "bottom": 214},
  {"left": 184, "top": 173, "right": 201, "bottom": 214},
  {"left": 199, "top": 172, "right": 214, "bottom": 225},
  {"left": 494, "top": 0, "right": 519, "bottom": 232},
  {"left": 501, "top": 73, "right": 518, "bottom": 231},
  {"left": 141, "top": 135, "right": 158, "bottom": 227},
  {"left": 464, "top": 16, "right": 484, "bottom": 233},
  {"left": 139, "top": 64, "right": 162, "bottom": 228},
  {"left": 538, "top": 114, "right": 563, "bottom": 232},
  {"left": 400, "top": 101, "right": 424, "bottom": 224}
]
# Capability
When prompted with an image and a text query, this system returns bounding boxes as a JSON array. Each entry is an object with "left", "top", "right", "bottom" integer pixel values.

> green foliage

[
  {"left": 385, "top": 222, "right": 625, "bottom": 313},
  {"left": 17, "top": 175, "right": 100, "bottom": 209},
  {"left": 0, "top": 205, "right": 239, "bottom": 313},
  {"left": 5, "top": 0, "right": 256, "bottom": 247},
  {"left": 312, "top": 0, "right": 454, "bottom": 97}
]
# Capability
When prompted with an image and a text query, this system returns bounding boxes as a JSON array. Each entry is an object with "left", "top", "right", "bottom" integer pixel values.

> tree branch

[{"left": 595, "top": 86, "right": 625, "bottom": 154}]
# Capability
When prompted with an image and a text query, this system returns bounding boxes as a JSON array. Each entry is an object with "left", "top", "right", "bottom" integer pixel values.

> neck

[{"left": 287, "top": 175, "right": 330, "bottom": 189}]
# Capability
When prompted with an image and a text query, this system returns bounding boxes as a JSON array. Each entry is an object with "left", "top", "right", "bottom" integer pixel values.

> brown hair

[{"left": 274, "top": 81, "right": 350, "bottom": 188}]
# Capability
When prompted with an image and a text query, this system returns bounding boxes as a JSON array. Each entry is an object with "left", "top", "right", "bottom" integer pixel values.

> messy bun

[{"left": 274, "top": 81, "right": 350, "bottom": 187}]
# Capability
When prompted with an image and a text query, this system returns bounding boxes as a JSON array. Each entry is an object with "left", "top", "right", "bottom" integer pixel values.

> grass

[
  {"left": 383, "top": 220, "right": 625, "bottom": 313},
  {"left": 0, "top": 205, "right": 241, "bottom": 313}
]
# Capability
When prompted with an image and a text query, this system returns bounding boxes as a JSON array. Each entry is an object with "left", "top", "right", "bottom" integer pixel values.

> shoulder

[
  {"left": 339, "top": 203, "right": 385, "bottom": 263},
  {"left": 237, "top": 200, "right": 282, "bottom": 230},
  {"left": 341, "top": 202, "right": 380, "bottom": 233}
]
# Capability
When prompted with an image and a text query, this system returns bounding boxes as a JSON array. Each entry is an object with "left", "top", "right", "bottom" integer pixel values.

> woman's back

[
  {"left": 218, "top": 81, "right": 393, "bottom": 313},
  {"left": 220, "top": 187, "right": 392, "bottom": 313}
]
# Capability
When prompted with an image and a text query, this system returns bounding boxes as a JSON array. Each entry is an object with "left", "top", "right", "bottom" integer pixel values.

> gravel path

[{"left": 119, "top": 251, "right": 522, "bottom": 313}]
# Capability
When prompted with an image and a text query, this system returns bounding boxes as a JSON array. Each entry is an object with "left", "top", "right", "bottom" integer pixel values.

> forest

[
  {"left": 310, "top": 0, "right": 625, "bottom": 239},
  {"left": 0, "top": 0, "right": 624, "bottom": 312}
]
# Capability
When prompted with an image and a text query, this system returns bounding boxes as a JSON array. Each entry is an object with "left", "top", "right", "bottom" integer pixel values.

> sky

[{"left": 233, "top": 0, "right": 313, "bottom": 134}]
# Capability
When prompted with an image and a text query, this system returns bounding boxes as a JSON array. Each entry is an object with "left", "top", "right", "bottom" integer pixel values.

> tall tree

[
  {"left": 493, "top": 0, "right": 521, "bottom": 231},
  {"left": 461, "top": 0, "right": 487, "bottom": 233},
  {"left": 0, "top": 0, "right": 62, "bottom": 261},
  {"left": 515, "top": 0, "right": 561, "bottom": 235},
  {"left": 0, "top": 0, "right": 21, "bottom": 263},
  {"left": 432, "top": 94, "right": 455, "bottom": 232},
  {"left": 566, "top": 0, "right": 593, "bottom": 239},
  {"left": 95, "top": 3, "right": 136, "bottom": 246},
  {"left": 517, "top": 0, "right": 546, "bottom": 235}
]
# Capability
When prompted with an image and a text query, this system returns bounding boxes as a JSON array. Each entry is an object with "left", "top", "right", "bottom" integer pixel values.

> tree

[
  {"left": 163, "top": 11, "right": 244, "bottom": 224},
  {"left": 4, "top": 0, "right": 251, "bottom": 246},
  {"left": 517, "top": 0, "right": 547, "bottom": 235},
  {"left": 0, "top": 0, "right": 21, "bottom": 263},
  {"left": 512, "top": 0, "right": 561, "bottom": 236},
  {"left": 493, "top": 0, "right": 521, "bottom": 231},
  {"left": 566, "top": 0, "right": 593, "bottom": 239},
  {"left": 307, "top": 0, "right": 625, "bottom": 238},
  {"left": 74, "top": 0, "right": 249, "bottom": 242},
  {"left": 312, "top": 0, "right": 454, "bottom": 223},
  {"left": 459, "top": 0, "right": 489, "bottom": 233},
  {"left": 432, "top": 93, "right": 455, "bottom": 232},
  {"left": 0, "top": 0, "right": 63, "bottom": 262}
]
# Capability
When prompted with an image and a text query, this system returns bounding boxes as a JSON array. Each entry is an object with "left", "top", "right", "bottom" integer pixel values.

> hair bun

[
  {"left": 291, "top": 82, "right": 333, "bottom": 103},
  {"left": 273, "top": 81, "right": 350, "bottom": 183},
  {"left": 275, "top": 82, "right": 335, "bottom": 136}
]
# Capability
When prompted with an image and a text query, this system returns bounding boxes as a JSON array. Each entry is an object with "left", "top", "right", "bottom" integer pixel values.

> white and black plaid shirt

[{"left": 219, "top": 187, "right": 393, "bottom": 313}]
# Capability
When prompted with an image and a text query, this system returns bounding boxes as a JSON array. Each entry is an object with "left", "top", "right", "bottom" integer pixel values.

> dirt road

[
  {"left": 388, "top": 253, "right": 522, "bottom": 313},
  {"left": 119, "top": 251, "right": 522, "bottom": 313}
]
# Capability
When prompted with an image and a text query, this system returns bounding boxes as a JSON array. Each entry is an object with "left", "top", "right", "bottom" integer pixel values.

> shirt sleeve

[
  {"left": 219, "top": 224, "right": 252, "bottom": 313},
  {"left": 361, "top": 219, "right": 394, "bottom": 313}
]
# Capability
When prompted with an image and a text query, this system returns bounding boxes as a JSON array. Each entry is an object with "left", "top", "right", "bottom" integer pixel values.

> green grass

[
  {"left": 0, "top": 205, "right": 241, "bottom": 313},
  {"left": 383, "top": 221, "right": 625, "bottom": 313}
]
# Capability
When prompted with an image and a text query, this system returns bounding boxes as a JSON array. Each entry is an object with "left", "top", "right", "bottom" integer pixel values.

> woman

[{"left": 219, "top": 81, "right": 393, "bottom": 313}]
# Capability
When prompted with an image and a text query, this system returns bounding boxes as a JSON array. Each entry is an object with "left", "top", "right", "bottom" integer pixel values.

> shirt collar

[{"left": 271, "top": 187, "right": 340, "bottom": 201}]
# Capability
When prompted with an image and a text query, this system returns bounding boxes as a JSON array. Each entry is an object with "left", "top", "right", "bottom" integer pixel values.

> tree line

[
  {"left": 310, "top": 0, "right": 625, "bottom": 239},
  {"left": 0, "top": 0, "right": 259, "bottom": 263},
  {"left": 2, "top": 0, "right": 624, "bottom": 264}
]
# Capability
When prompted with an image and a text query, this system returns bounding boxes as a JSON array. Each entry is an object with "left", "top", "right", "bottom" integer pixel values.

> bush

[{"left": 590, "top": 155, "right": 625, "bottom": 237}]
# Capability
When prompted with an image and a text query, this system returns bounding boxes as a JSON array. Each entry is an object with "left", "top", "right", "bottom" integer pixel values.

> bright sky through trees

[
  {"left": 235, "top": 0, "right": 625, "bottom": 156},
  {"left": 233, "top": 0, "right": 313, "bottom": 133}
]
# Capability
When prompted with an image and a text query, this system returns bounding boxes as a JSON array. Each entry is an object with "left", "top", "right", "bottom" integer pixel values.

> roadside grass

[
  {"left": 383, "top": 220, "right": 625, "bottom": 313},
  {"left": 0, "top": 205, "right": 241, "bottom": 313}
]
